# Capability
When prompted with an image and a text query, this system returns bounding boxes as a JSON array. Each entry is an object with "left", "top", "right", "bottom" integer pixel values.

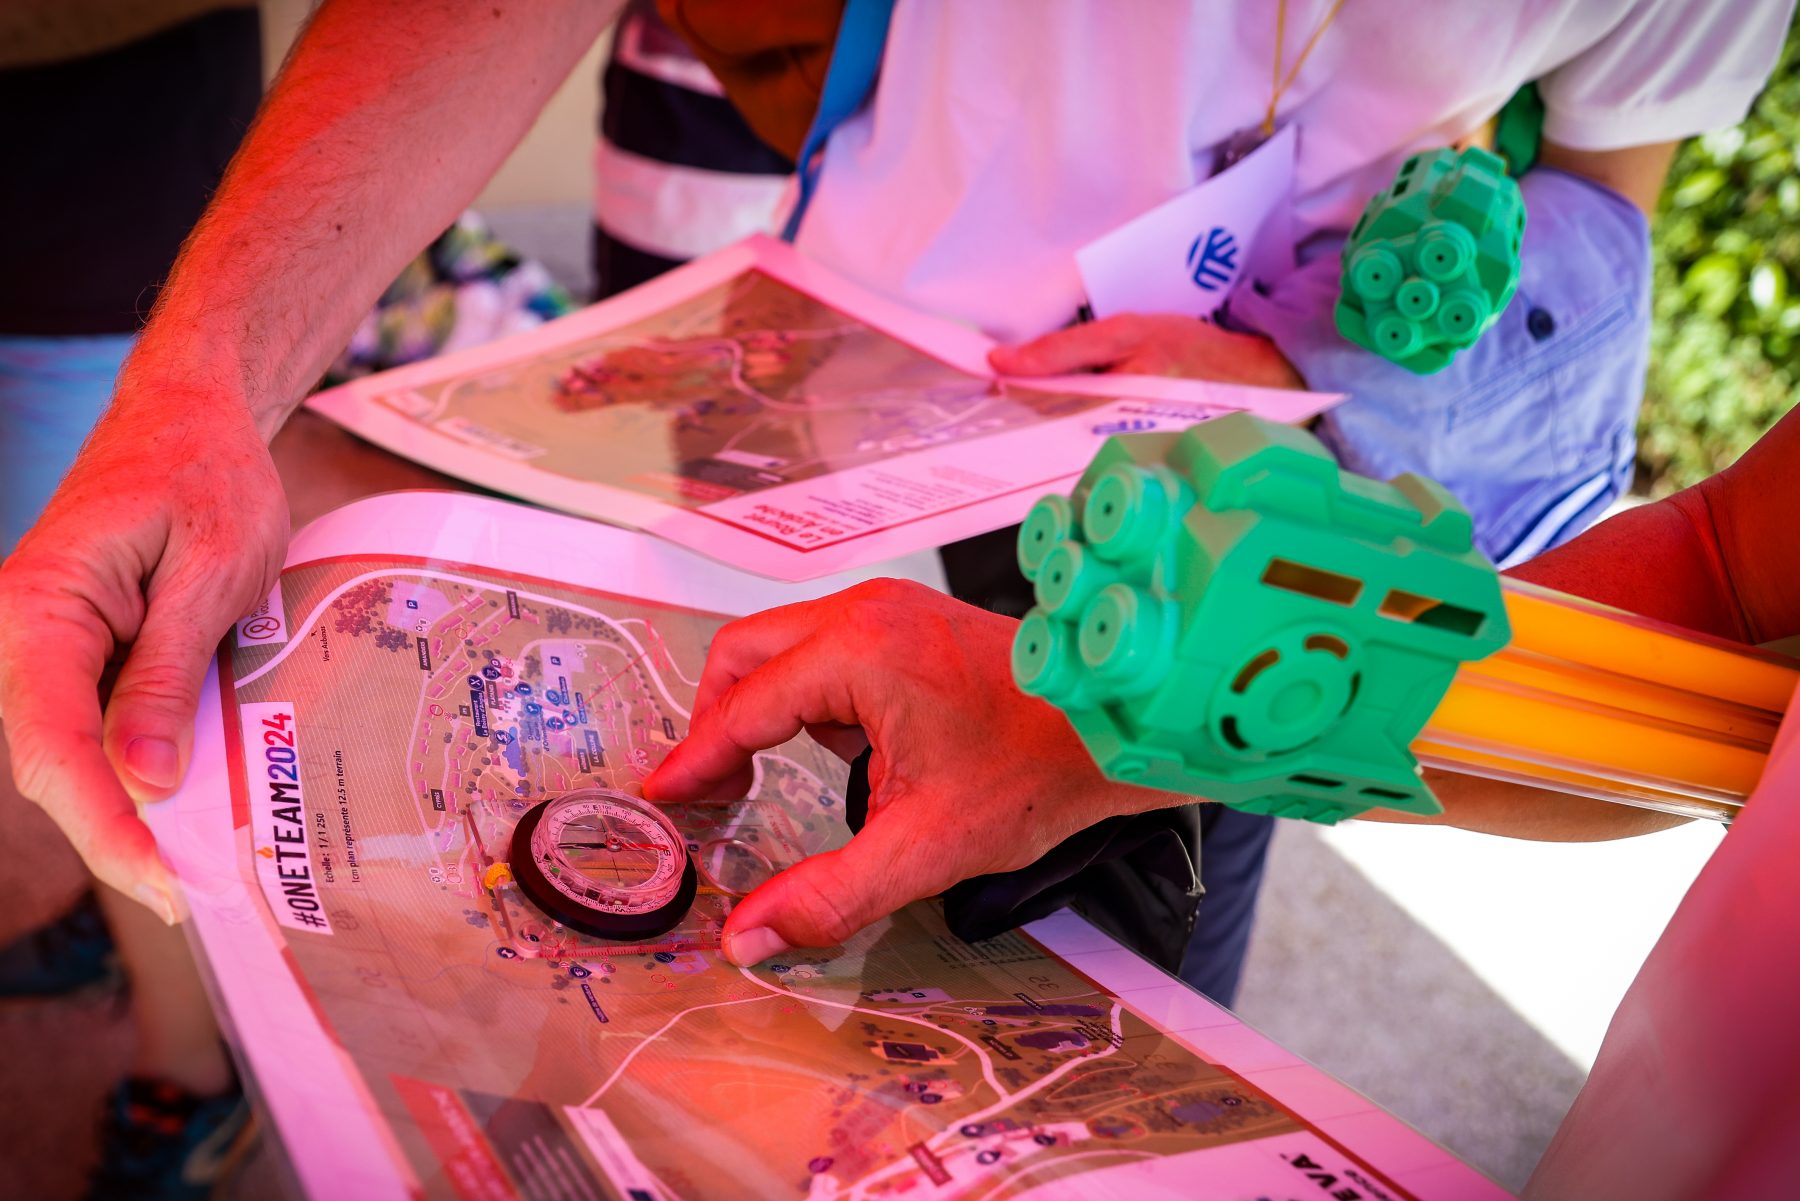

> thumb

[
  {"left": 720, "top": 808, "right": 951, "bottom": 964},
  {"left": 103, "top": 588, "right": 242, "bottom": 803}
]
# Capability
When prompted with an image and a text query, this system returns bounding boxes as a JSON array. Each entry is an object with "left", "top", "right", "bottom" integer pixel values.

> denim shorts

[
  {"left": 1230, "top": 168, "right": 1649, "bottom": 567},
  {"left": 0, "top": 333, "right": 134, "bottom": 555}
]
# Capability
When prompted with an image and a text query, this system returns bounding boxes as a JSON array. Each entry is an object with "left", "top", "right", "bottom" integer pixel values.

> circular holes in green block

[
  {"left": 1034, "top": 540, "right": 1119, "bottom": 618},
  {"left": 1012, "top": 609, "right": 1082, "bottom": 702},
  {"left": 1395, "top": 278, "right": 1441, "bottom": 320},
  {"left": 1349, "top": 247, "right": 1404, "bottom": 303},
  {"left": 1415, "top": 223, "right": 1474, "bottom": 283},
  {"left": 1017, "top": 494, "right": 1074, "bottom": 580},
  {"left": 1085, "top": 465, "right": 1170, "bottom": 565},
  {"left": 1372, "top": 314, "right": 1422, "bottom": 359},
  {"left": 1437, "top": 291, "right": 1489, "bottom": 341},
  {"left": 1077, "top": 583, "right": 1170, "bottom": 688}
]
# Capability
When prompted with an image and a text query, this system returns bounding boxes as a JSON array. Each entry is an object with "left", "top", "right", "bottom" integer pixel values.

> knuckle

[
  {"left": 113, "top": 663, "right": 200, "bottom": 713},
  {"left": 784, "top": 865, "right": 860, "bottom": 946},
  {"left": 835, "top": 579, "right": 925, "bottom": 638},
  {"left": 835, "top": 603, "right": 888, "bottom": 647},
  {"left": 0, "top": 554, "right": 91, "bottom": 610},
  {"left": 7, "top": 726, "right": 85, "bottom": 808},
  {"left": 708, "top": 615, "right": 755, "bottom": 659},
  {"left": 845, "top": 577, "right": 911, "bottom": 607},
  {"left": 8, "top": 749, "right": 51, "bottom": 807},
  {"left": 707, "top": 683, "right": 759, "bottom": 748}
]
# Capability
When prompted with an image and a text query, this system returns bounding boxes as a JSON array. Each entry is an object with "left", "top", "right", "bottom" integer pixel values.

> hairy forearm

[{"left": 124, "top": 0, "right": 619, "bottom": 440}]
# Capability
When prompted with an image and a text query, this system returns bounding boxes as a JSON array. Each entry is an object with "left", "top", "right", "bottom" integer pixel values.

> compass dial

[{"left": 508, "top": 789, "right": 697, "bottom": 940}]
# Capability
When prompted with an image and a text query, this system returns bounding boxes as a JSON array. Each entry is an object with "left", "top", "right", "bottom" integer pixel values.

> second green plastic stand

[
  {"left": 1336, "top": 146, "right": 1525, "bottom": 374},
  {"left": 1012, "top": 413, "right": 1510, "bottom": 823}
]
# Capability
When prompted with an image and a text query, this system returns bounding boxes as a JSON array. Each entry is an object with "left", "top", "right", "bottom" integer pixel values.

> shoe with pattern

[{"left": 85, "top": 1075, "right": 256, "bottom": 1201}]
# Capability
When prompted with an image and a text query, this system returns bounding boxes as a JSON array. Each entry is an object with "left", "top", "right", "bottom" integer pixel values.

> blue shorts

[
  {"left": 0, "top": 333, "right": 133, "bottom": 555},
  {"left": 1230, "top": 168, "right": 1649, "bottom": 566}
]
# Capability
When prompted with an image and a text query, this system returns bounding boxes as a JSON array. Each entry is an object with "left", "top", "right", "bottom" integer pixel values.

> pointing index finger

[
  {"left": 692, "top": 599, "right": 831, "bottom": 717},
  {"left": 647, "top": 635, "right": 859, "bottom": 803}
]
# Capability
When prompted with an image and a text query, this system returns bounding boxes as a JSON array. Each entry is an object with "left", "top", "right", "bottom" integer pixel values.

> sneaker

[
  {"left": 0, "top": 890, "right": 119, "bottom": 998},
  {"left": 85, "top": 1076, "right": 256, "bottom": 1201}
]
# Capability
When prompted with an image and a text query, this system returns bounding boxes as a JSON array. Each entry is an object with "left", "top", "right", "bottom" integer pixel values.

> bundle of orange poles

[{"left": 1417, "top": 580, "right": 1796, "bottom": 822}]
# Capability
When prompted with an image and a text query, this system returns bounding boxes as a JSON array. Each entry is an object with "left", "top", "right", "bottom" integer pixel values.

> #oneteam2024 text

[{"left": 241, "top": 701, "right": 336, "bottom": 935}]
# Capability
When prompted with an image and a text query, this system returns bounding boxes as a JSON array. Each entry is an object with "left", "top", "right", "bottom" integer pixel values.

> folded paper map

[
  {"left": 308, "top": 238, "right": 1333, "bottom": 580},
  {"left": 153, "top": 493, "right": 1505, "bottom": 1201}
]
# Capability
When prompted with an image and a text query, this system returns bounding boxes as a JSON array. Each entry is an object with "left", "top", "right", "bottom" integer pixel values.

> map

[
  {"left": 309, "top": 237, "right": 1335, "bottom": 581},
  {"left": 161, "top": 495, "right": 1505, "bottom": 1201},
  {"left": 373, "top": 269, "right": 1099, "bottom": 510}
]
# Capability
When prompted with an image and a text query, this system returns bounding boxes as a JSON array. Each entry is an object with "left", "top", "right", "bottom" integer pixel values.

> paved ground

[{"left": 1237, "top": 824, "right": 1590, "bottom": 1193}]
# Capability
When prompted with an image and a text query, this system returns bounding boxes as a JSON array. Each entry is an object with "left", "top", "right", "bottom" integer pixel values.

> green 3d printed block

[
  {"left": 1012, "top": 413, "right": 1511, "bottom": 823},
  {"left": 1336, "top": 146, "right": 1525, "bottom": 374}
]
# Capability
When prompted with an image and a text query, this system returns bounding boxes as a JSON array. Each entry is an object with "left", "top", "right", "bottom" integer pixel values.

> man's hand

[
  {"left": 643, "top": 580, "right": 1181, "bottom": 966},
  {"left": 0, "top": 386, "right": 288, "bottom": 922},
  {"left": 990, "top": 314, "right": 1304, "bottom": 388},
  {"left": 0, "top": 0, "right": 620, "bottom": 922}
]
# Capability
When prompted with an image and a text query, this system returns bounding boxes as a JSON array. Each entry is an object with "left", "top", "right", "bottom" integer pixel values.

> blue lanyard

[{"left": 780, "top": 0, "right": 897, "bottom": 242}]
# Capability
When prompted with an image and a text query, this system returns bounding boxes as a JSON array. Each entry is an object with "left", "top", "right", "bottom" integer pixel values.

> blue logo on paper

[
  {"left": 1187, "top": 227, "right": 1240, "bottom": 292},
  {"left": 1090, "top": 418, "right": 1160, "bottom": 437}
]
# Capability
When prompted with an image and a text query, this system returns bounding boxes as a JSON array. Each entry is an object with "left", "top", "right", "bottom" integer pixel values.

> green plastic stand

[
  {"left": 1335, "top": 146, "right": 1525, "bottom": 374},
  {"left": 1012, "top": 413, "right": 1511, "bottom": 823}
]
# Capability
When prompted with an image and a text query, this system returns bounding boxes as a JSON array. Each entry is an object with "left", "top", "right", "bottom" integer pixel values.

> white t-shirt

[
  {"left": 796, "top": 0, "right": 1790, "bottom": 342},
  {"left": 1527, "top": 678, "right": 1800, "bottom": 1200}
]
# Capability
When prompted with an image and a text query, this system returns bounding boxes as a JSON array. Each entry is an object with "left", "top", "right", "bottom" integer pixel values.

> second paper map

[{"left": 310, "top": 236, "right": 1332, "bottom": 580}]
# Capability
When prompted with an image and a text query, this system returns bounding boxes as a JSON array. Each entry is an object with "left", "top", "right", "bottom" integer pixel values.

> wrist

[
  {"left": 116, "top": 309, "right": 304, "bottom": 444},
  {"left": 110, "top": 339, "right": 272, "bottom": 443}
]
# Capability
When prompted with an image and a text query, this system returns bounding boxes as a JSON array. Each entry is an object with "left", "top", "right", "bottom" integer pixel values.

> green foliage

[{"left": 1641, "top": 21, "right": 1800, "bottom": 494}]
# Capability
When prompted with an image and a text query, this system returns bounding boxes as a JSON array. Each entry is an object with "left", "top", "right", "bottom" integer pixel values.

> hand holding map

[
  {"left": 645, "top": 579, "right": 1182, "bottom": 966},
  {"left": 0, "top": 383, "right": 289, "bottom": 921},
  {"left": 990, "top": 313, "right": 1305, "bottom": 386}
]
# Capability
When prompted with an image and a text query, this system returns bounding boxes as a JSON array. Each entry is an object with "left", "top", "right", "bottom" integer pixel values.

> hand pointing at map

[
  {"left": 642, "top": 580, "right": 1187, "bottom": 966},
  {"left": 0, "top": 1, "right": 617, "bottom": 921}
]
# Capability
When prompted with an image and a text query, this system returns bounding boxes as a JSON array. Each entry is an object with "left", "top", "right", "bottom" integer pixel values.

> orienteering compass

[{"left": 508, "top": 789, "right": 698, "bottom": 941}]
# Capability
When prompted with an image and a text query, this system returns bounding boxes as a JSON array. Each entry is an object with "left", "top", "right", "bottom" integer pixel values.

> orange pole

[{"left": 1413, "top": 582, "right": 1797, "bottom": 820}]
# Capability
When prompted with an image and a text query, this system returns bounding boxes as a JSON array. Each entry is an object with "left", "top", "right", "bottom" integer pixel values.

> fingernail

[
  {"left": 134, "top": 883, "right": 180, "bottom": 926},
  {"left": 726, "top": 926, "right": 791, "bottom": 967},
  {"left": 125, "top": 737, "right": 181, "bottom": 790}
]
